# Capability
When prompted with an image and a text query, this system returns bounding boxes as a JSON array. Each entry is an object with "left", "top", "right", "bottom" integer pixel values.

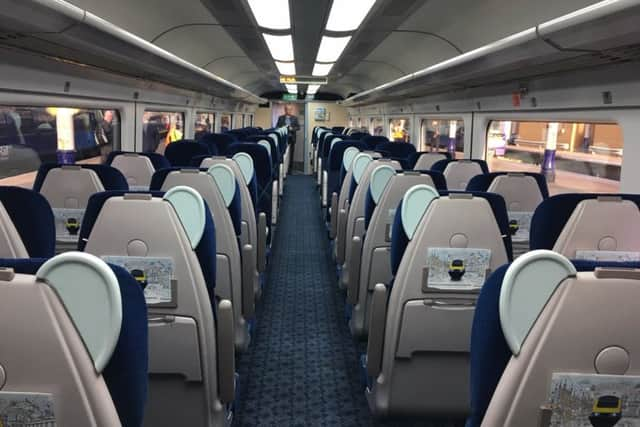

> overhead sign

[
  {"left": 280, "top": 75, "right": 328, "bottom": 85},
  {"left": 282, "top": 93, "right": 297, "bottom": 101}
]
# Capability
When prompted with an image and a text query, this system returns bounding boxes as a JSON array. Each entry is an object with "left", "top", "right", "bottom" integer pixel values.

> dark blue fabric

[
  {"left": 390, "top": 191, "right": 513, "bottom": 277},
  {"left": 468, "top": 259, "right": 640, "bottom": 427},
  {"left": 374, "top": 142, "right": 417, "bottom": 160},
  {"left": 164, "top": 140, "right": 212, "bottom": 167},
  {"left": 78, "top": 191, "right": 217, "bottom": 300},
  {"left": 0, "top": 258, "right": 149, "bottom": 427},
  {"left": 321, "top": 135, "right": 344, "bottom": 169},
  {"left": 326, "top": 141, "right": 369, "bottom": 222},
  {"left": 431, "top": 159, "right": 490, "bottom": 175},
  {"left": 361, "top": 135, "right": 389, "bottom": 149},
  {"left": 331, "top": 126, "right": 345, "bottom": 134},
  {"left": 198, "top": 133, "right": 237, "bottom": 155},
  {"left": 0, "top": 186, "right": 55, "bottom": 258},
  {"left": 33, "top": 164, "right": 129, "bottom": 192},
  {"left": 349, "top": 132, "right": 369, "bottom": 141},
  {"left": 407, "top": 151, "right": 452, "bottom": 169},
  {"left": 530, "top": 193, "right": 640, "bottom": 251},
  {"left": 106, "top": 151, "right": 171, "bottom": 171},
  {"left": 466, "top": 172, "right": 550, "bottom": 199},
  {"left": 246, "top": 135, "right": 279, "bottom": 174}
]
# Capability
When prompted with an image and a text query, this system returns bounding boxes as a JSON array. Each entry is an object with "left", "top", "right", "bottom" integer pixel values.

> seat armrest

[
  {"left": 329, "top": 192, "right": 339, "bottom": 239},
  {"left": 366, "top": 284, "right": 388, "bottom": 378},
  {"left": 216, "top": 299, "right": 235, "bottom": 403},
  {"left": 257, "top": 212, "right": 267, "bottom": 273},
  {"left": 241, "top": 244, "right": 255, "bottom": 319},
  {"left": 347, "top": 236, "right": 363, "bottom": 305}
]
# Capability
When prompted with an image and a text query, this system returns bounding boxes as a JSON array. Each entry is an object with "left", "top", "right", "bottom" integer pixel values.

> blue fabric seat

[
  {"left": 246, "top": 135, "right": 280, "bottom": 176},
  {"left": 198, "top": 133, "right": 237, "bottom": 156},
  {"left": 105, "top": 151, "right": 171, "bottom": 171},
  {"left": 361, "top": 135, "right": 389, "bottom": 150},
  {"left": 0, "top": 257, "right": 148, "bottom": 427},
  {"left": 390, "top": 191, "right": 513, "bottom": 277},
  {"left": 467, "top": 172, "right": 549, "bottom": 199},
  {"left": 0, "top": 186, "right": 56, "bottom": 258},
  {"left": 467, "top": 259, "right": 640, "bottom": 427},
  {"left": 33, "top": 163, "right": 129, "bottom": 192},
  {"left": 164, "top": 140, "right": 213, "bottom": 167},
  {"left": 374, "top": 141, "right": 416, "bottom": 160}
]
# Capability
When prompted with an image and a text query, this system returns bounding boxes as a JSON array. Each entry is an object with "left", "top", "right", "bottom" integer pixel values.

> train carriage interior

[{"left": 1, "top": 0, "right": 640, "bottom": 426}]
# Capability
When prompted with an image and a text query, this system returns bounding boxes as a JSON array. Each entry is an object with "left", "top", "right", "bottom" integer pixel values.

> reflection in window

[
  {"left": 221, "top": 114, "right": 231, "bottom": 133},
  {"left": 486, "top": 120, "right": 622, "bottom": 194},
  {"left": 420, "top": 118, "right": 464, "bottom": 159},
  {"left": 0, "top": 106, "right": 120, "bottom": 187},
  {"left": 142, "top": 111, "right": 184, "bottom": 154},
  {"left": 233, "top": 114, "right": 243, "bottom": 129},
  {"left": 349, "top": 117, "right": 354, "bottom": 128},
  {"left": 357, "top": 117, "right": 362, "bottom": 129},
  {"left": 389, "top": 118, "right": 410, "bottom": 143},
  {"left": 195, "top": 112, "right": 215, "bottom": 140},
  {"left": 370, "top": 117, "right": 384, "bottom": 136}
]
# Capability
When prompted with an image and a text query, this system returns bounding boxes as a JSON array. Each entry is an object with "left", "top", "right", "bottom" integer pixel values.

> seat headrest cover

[
  {"left": 207, "top": 164, "right": 236, "bottom": 208},
  {"left": 163, "top": 186, "right": 206, "bottom": 249},
  {"left": 258, "top": 140, "right": 272, "bottom": 156},
  {"left": 401, "top": 184, "right": 439, "bottom": 239},
  {"left": 342, "top": 147, "right": 360, "bottom": 171},
  {"left": 352, "top": 153, "right": 374, "bottom": 184},
  {"left": 232, "top": 152, "right": 255, "bottom": 185},
  {"left": 330, "top": 137, "right": 343, "bottom": 149},
  {"left": 499, "top": 250, "right": 577, "bottom": 356},
  {"left": 370, "top": 165, "right": 397, "bottom": 204},
  {"left": 37, "top": 251, "right": 122, "bottom": 373}
]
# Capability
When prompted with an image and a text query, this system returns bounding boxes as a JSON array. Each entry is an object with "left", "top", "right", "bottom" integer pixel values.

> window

[
  {"left": 357, "top": 117, "right": 362, "bottom": 129},
  {"left": 349, "top": 117, "right": 354, "bottom": 127},
  {"left": 486, "top": 120, "right": 623, "bottom": 194},
  {"left": 233, "top": 114, "right": 243, "bottom": 129},
  {"left": 221, "top": 114, "right": 232, "bottom": 132},
  {"left": 370, "top": 117, "right": 384, "bottom": 136},
  {"left": 389, "top": 117, "right": 410, "bottom": 143},
  {"left": 194, "top": 112, "right": 215, "bottom": 140},
  {"left": 0, "top": 106, "right": 120, "bottom": 187},
  {"left": 142, "top": 111, "right": 184, "bottom": 154},
  {"left": 420, "top": 118, "right": 464, "bottom": 159}
]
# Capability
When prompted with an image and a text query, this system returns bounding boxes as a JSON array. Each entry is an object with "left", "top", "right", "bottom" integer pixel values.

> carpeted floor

[{"left": 234, "top": 175, "right": 458, "bottom": 427}]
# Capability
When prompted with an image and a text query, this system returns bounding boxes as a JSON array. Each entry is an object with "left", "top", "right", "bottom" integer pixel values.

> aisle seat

[
  {"left": 432, "top": 159, "right": 489, "bottom": 190},
  {"left": 164, "top": 140, "right": 212, "bottom": 167},
  {"left": 409, "top": 151, "right": 450, "bottom": 170},
  {"left": 198, "top": 133, "right": 237, "bottom": 156},
  {"left": 106, "top": 151, "right": 171, "bottom": 191}
]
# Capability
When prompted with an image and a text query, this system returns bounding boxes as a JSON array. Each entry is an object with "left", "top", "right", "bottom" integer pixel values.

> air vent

[{"left": 593, "top": 44, "right": 640, "bottom": 63}]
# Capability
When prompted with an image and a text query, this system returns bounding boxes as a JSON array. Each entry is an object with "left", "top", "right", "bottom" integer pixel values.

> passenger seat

[
  {"left": 106, "top": 151, "right": 171, "bottom": 191},
  {"left": 432, "top": 159, "right": 489, "bottom": 190}
]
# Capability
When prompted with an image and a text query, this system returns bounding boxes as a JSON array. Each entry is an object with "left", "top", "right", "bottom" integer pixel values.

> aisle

[
  {"left": 235, "top": 175, "right": 372, "bottom": 425},
  {"left": 234, "top": 175, "right": 452, "bottom": 426}
]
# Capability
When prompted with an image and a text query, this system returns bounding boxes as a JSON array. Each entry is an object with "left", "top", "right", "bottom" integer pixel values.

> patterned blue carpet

[{"left": 234, "top": 175, "right": 458, "bottom": 427}]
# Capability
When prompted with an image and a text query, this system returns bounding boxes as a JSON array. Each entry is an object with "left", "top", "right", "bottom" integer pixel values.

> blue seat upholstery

[
  {"left": 246, "top": 135, "right": 280, "bottom": 174},
  {"left": 150, "top": 168, "right": 242, "bottom": 236},
  {"left": 0, "top": 186, "right": 55, "bottom": 258},
  {"left": 529, "top": 193, "right": 640, "bottom": 250},
  {"left": 332, "top": 126, "right": 345, "bottom": 134},
  {"left": 374, "top": 141, "right": 416, "bottom": 160},
  {"left": 361, "top": 135, "right": 389, "bottom": 150},
  {"left": 467, "top": 172, "right": 550, "bottom": 199},
  {"left": 327, "top": 140, "right": 369, "bottom": 197},
  {"left": 164, "top": 140, "right": 212, "bottom": 167},
  {"left": 349, "top": 132, "right": 369, "bottom": 141},
  {"left": 33, "top": 163, "right": 129, "bottom": 192},
  {"left": 390, "top": 191, "right": 513, "bottom": 277},
  {"left": 363, "top": 171, "right": 447, "bottom": 229},
  {"left": 198, "top": 133, "right": 237, "bottom": 156},
  {"left": 467, "top": 259, "right": 640, "bottom": 427},
  {"left": 106, "top": 151, "right": 171, "bottom": 171},
  {"left": 0, "top": 257, "right": 148, "bottom": 427},
  {"left": 78, "top": 191, "right": 217, "bottom": 308}
]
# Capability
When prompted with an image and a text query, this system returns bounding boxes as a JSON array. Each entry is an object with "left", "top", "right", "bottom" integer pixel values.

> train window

[
  {"left": 370, "top": 117, "right": 384, "bottom": 136},
  {"left": 349, "top": 117, "right": 354, "bottom": 127},
  {"left": 142, "top": 111, "right": 184, "bottom": 154},
  {"left": 389, "top": 117, "right": 411, "bottom": 143},
  {"left": 195, "top": 112, "right": 215, "bottom": 140},
  {"left": 420, "top": 118, "right": 464, "bottom": 159},
  {"left": 0, "top": 106, "right": 120, "bottom": 187},
  {"left": 221, "top": 114, "right": 232, "bottom": 132},
  {"left": 486, "top": 120, "right": 623, "bottom": 194},
  {"left": 233, "top": 114, "right": 243, "bottom": 129},
  {"left": 357, "top": 117, "right": 362, "bottom": 129}
]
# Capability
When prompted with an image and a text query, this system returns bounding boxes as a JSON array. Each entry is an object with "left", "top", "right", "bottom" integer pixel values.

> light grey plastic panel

[
  {"left": 207, "top": 164, "right": 236, "bottom": 208},
  {"left": 401, "top": 185, "right": 439, "bottom": 240},
  {"left": 164, "top": 186, "right": 206, "bottom": 250},
  {"left": 147, "top": 315, "right": 202, "bottom": 381}
]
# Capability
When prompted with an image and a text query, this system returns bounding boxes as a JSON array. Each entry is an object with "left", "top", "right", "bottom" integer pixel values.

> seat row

[
  {"left": 0, "top": 126, "right": 290, "bottom": 426},
  {"left": 313, "top": 125, "right": 640, "bottom": 425}
]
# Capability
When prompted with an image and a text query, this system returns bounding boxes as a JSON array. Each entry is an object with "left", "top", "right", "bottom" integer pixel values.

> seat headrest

[
  {"left": 33, "top": 163, "right": 129, "bottom": 192},
  {"left": 232, "top": 152, "right": 255, "bottom": 185},
  {"left": 228, "top": 143, "right": 272, "bottom": 185},
  {"left": 369, "top": 165, "right": 397, "bottom": 205},
  {"left": 0, "top": 186, "right": 55, "bottom": 258},
  {"left": 530, "top": 193, "right": 640, "bottom": 252},
  {"left": 408, "top": 151, "right": 451, "bottom": 169},
  {"left": 400, "top": 184, "right": 440, "bottom": 240},
  {"left": 164, "top": 140, "right": 211, "bottom": 167},
  {"left": 438, "top": 160, "right": 487, "bottom": 190},
  {"left": 374, "top": 142, "right": 417, "bottom": 159},
  {"left": 352, "top": 153, "right": 374, "bottom": 184},
  {"left": 467, "top": 172, "right": 549, "bottom": 203},
  {"left": 198, "top": 133, "right": 237, "bottom": 155},
  {"left": 0, "top": 254, "right": 148, "bottom": 427},
  {"left": 361, "top": 135, "right": 388, "bottom": 148},
  {"left": 106, "top": 151, "right": 170, "bottom": 171},
  {"left": 342, "top": 147, "right": 361, "bottom": 172}
]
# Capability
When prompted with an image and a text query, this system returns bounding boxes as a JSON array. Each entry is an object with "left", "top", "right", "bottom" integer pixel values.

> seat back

[
  {"left": 108, "top": 152, "right": 159, "bottom": 190},
  {"left": 374, "top": 141, "right": 417, "bottom": 160},
  {"left": 0, "top": 253, "right": 147, "bottom": 427},
  {"left": 80, "top": 188, "right": 233, "bottom": 427},
  {"left": 151, "top": 167, "right": 249, "bottom": 350},
  {"left": 34, "top": 164, "right": 128, "bottom": 251},
  {"left": 432, "top": 159, "right": 488, "bottom": 190},
  {"left": 412, "top": 152, "right": 448, "bottom": 170},
  {"left": 361, "top": 135, "right": 389, "bottom": 149},
  {"left": 367, "top": 187, "right": 509, "bottom": 416},
  {"left": 349, "top": 170, "right": 446, "bottom": 337},
  {"left": 164, "top": 140, "right": 211, "bottom": 167},
  {"left": 340, "top": 158, "right": 401, "bottom": 289},
  {"left": 0, "top": 186, "right": 55, "bottom": 258},
  {"left": 198, "top": 133, "right": 237, "bottom": 155},
  {"left": 476, "top": 252, "right": 640, "bottom": 427}
]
